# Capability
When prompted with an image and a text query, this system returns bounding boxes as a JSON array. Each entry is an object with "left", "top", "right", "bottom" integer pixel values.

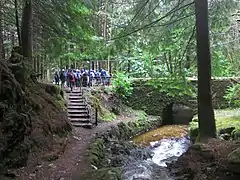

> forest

[{"left": 0, "top": 0, "right": 240, "bottom": 180}]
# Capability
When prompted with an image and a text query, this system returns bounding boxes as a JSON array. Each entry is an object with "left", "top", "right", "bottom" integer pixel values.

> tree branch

[{"left": 111, "top": 1, "right": 194, "bottom": 40}]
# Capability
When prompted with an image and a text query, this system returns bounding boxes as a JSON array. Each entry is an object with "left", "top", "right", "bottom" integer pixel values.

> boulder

[
  {"left": 219, "top": 127, "right": 235, "bottom": 135},
  {"left": 162, "top": 102, "right": 174, "bottom": 125},
  {"left": 172, "top": 104, "right": 194, "bottom": 125},
  {"left": 231, "top": 129, "right": 240, "bottom": 140},
  {"left": 219, "top": 133, "right": 231, "bottom": 141}
]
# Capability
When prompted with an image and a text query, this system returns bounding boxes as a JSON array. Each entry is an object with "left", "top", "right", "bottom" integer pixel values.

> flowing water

[{"left": 123, "top": 126, "right": 191, "bottom": 180}]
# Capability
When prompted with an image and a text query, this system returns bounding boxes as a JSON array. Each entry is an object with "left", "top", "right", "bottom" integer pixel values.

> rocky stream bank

[
  {"left": 82, "top": 110, "right": 240, "bottom": 180},
  {"left": 82, "top": 116, "right": 163, "bottom": 180}
]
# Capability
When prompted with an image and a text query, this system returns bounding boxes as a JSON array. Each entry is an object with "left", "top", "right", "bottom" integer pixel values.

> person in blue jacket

[{"left": 100, "top": 68, "right": 107, "bottom": 85}]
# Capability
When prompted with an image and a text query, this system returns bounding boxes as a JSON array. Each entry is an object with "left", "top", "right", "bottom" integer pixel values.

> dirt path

[
  {"left": 31, "top": 109, "right": 237, "bottom": 180},
  {"left": 11, "top": 113, "right": 138, "bottom": 180}
]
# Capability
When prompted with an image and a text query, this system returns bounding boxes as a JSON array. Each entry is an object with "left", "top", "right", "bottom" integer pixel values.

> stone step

[
  {"left": 68, "top": 109, "right": 88, "bottom": 114},
  {"left": 66, "top": 91, "right": 81, "bottom": 94},
  {"left": 68, "top": 102, "right": 85, "bottom": 106},
  {"left": 68, "top": 114, "right": 89, "bottom": 118},
  {"left": 68, "top": 94, "right": 83, "bottom": 97},
  {"left": 68, "top": 106, "right": 86, "bottom": 110},
  {"left": 70, "top": 100, "right": 84, "bottom": 103},
  {"left": 72, "top": 91, "right": 82, "bottom": 93},
  {"left": 69, "top": 118, "right": 90, "bottom": 123},
  {"left": 71, "top": 122, "right": 92, "bottom": 129},
  {"left": 69, "top": 97, "right": 84, "bottom": 100},
  {"left": 69, "top": 93, "right": 83, "bottom": 96}
]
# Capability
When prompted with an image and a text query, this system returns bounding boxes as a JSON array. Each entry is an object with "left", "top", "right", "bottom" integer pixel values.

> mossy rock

[
  {"left": 100, "top": 111, "right": 116, "bottom": 122},
  {"left": 127, "top": 121, "right": 139, "bottom": 134},
  {"left": 228, "top": 148, "right": 240, "bottom": 163},
  {"left": 189, "top": 127, "right": 199, "bottom": 141},
  {"left": 111, "top": 107, "right": 120, "bottom": 115},
  {"left": 44, "top": 84, "right": 61, "bottom": 96},
  {"left": 231, "top": 129, "right": 240, "bottom": 140},
  {"left": 227, "top": 148, "right": 240, "bottom": 173},
  {"left": 137, "top": 119, "right": 151, "bottom": 131},
  {"left": 117, "top": 122, "right": 133, "bottom": 140},
  {"left": 109, "top": 126, "right": 120, "bottom": 139},
  {"left": 81, "top": 168, "right": 123, "bottom": 180},
  {"left": 88, "top": 138, "right": 105, "bottom": 167}
]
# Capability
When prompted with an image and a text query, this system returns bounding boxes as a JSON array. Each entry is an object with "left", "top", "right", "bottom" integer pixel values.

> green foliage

[
  {"left": 224, "top": 84, "right": 240, "bottom": 108},
  {"left": 99, "top": 108, "right": 116, "bottom": 122},
  {"left": 87, "top": 92, "right": 116, "bottom": 122},
  {"left": 136, "top": 110, "right": 148, "bottom": 122},
  {"left": 147, "top": 77, "right": 196, "bottom": 98},
  {"left": 212, "top": 51, "right": 234, "bottom": 77},
  {"left": 112, "top": 72, "right": 133, "bottom": 99}
]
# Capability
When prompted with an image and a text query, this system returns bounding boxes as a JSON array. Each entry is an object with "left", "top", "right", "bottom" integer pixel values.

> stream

[{"left": 123, "top": 136, "right": 191, "bottom": 180}]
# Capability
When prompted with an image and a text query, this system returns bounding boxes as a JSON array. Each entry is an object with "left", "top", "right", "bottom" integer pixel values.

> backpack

[
  {"left": 60, "top": 72, "right": 64, "bottom": 80},
  {"left": 69, "top": 73, "right": 74, "bottom": 80}
]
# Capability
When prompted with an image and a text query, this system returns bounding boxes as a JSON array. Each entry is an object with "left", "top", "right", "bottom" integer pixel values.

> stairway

[{"left": 67, "top": 89, "right": 92, "bottom": 128}]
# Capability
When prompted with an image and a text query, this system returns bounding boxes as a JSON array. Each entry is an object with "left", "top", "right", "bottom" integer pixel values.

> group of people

[{"left": 53, "top": 68, "right": 111, "bottom": 91}]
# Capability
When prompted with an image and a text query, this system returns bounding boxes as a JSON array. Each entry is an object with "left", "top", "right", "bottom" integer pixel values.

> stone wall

[
  {"left": 127, "top": 78, "right": 239, "bottom": 116},
  {"left": 126, "top": 80, "right": 195, "bottom": 116}
]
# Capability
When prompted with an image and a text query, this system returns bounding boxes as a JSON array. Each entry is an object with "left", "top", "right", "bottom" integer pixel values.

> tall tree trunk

[
  {"left": 0, "top": 1, "right": 4, "bottom": 60},
  {"left": 11, "top": 30, "right": 15, "bottom": 48},
  {"left": 60, "top": 57, "right": 63, "bottom": 69},
  {"left": 195, "top": 0, "right": 216, "bottom": 140},
  {"left": 21, "top": 0, "right": 32, "bottom": 60},
  {"left": 92, "top": 61, "right": 95, "bottom": 70},
  {"left": 109, "top": 61, "right": 112, "bottom": 76},
  {"left": 15, "top": 0, "right": 21, "bottom": 46},
  {"left": 37, "top": 55, "right": 40, "bottom": 74}
]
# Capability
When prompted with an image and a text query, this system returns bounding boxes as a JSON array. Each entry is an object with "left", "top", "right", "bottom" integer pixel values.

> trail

[
  {"left": 13, "top": 87, "right": 139, "bottom": 180},
  {"left": 14, "top": 119, "right": 136, "bottom": 180},
  {"left": 6, "top": 88, "right": 239, "bottom": 180}
]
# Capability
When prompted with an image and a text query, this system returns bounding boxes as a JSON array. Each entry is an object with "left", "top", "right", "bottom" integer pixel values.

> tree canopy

[
  {"left": 1, "top": 0, "right": 239, "bottom": 77},
  {"left": 0, "top": 0, "right": 239, "bottom": 140}
]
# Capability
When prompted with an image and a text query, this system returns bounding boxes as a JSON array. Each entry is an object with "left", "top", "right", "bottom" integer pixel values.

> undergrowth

[
  {"left": 112, "top": 72, "right": 133, "bottom": 100},
  {"left": 147, "top": 77, "right": 196, "bottom": 98},
  {"left": 224, "top": 84, "right": 240, "bottom": 108}
]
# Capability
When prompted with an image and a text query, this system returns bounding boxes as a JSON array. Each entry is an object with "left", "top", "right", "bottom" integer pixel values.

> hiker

[
  {"left": 100, "top": 68, "right": 107, "bottom": 85},
  {"left": 105, "top": 71, "right": 111, "bottom": 86},
  {"left": 68, "top": 70, "right": 75, "bottom": 92},
  {"left": 95, "top": 70, "right": 101, "bottom": 85},
  {"left": 82, "top": 72, "right": 88, "bottom": 87},
  {"left": 66, "top": 69, "right": 70, "bottom": 87},
  {"left": 89, "top": 70, "right": 95, "bottom": 86},
  {"left": 59, "top": 70, "right": 65, "bottom": 88},
  {"left": 73, "top": 70, "right": 77, "bottom": 87},
  {"left": 76, "top": 70, "right": 81, "bottom": 87},
  {"left": 54, "top": 71, "right": 59, "bottom": 85}
]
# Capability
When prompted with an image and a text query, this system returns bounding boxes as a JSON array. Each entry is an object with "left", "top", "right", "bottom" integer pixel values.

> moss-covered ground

[
  {"left": 80, "top": 168, "right": 122, "bottom": 180},
  {"left": 190, "top": 109, "right": 240, "bottom": 135}
]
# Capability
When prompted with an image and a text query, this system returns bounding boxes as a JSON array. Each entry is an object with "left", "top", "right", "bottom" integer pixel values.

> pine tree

[{"left": 195, "top": 0, "right": 216, "bottom": 140}]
